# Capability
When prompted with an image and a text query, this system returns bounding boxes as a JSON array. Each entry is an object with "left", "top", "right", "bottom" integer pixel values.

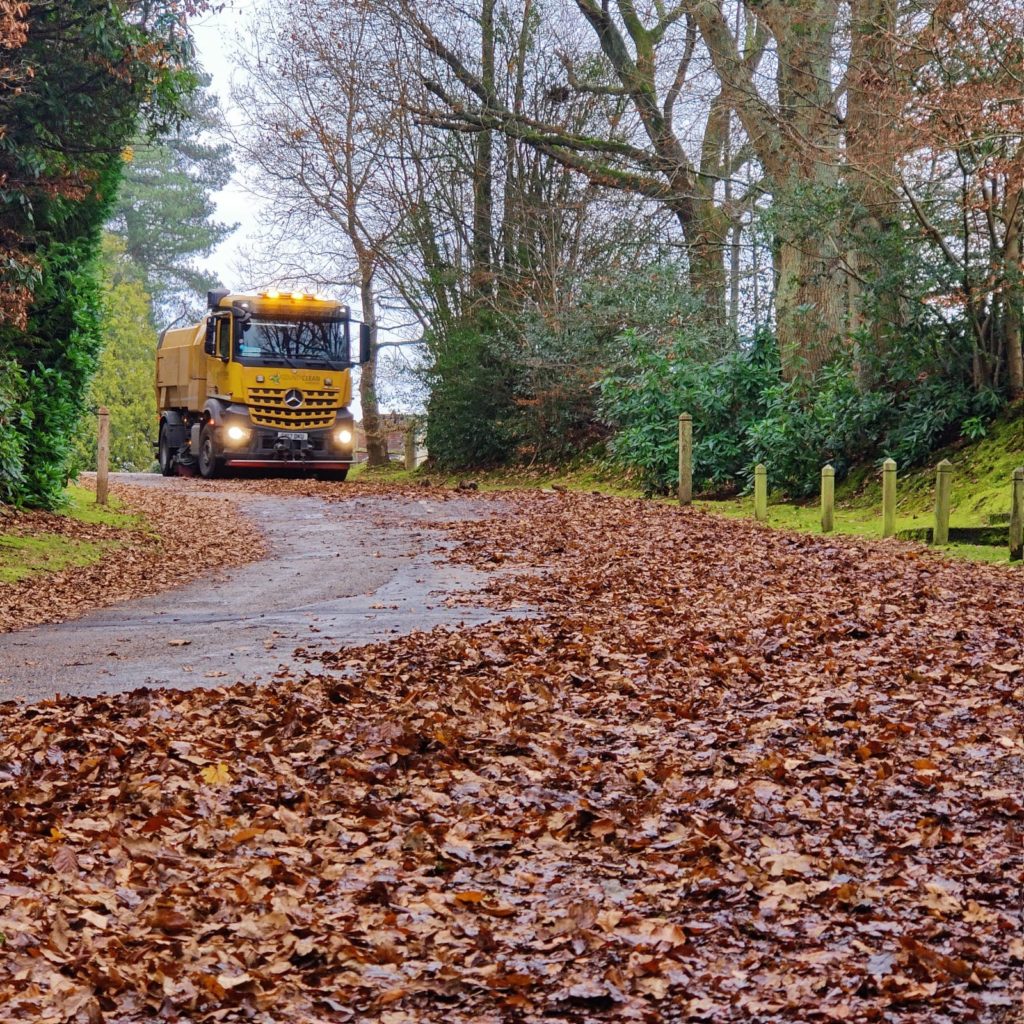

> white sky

[{"left": 191, "top": 2, "right": 261, "bottom": 284}]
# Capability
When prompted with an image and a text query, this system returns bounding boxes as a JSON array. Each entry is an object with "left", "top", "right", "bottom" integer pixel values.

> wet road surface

[{"left": 0, "top": 476, "right": 519, "bottom": 703}]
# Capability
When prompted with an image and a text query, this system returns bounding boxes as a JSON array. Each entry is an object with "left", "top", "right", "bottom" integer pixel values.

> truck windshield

[{"left": 236, "top": 316, "right": 348, "bottom": 367}]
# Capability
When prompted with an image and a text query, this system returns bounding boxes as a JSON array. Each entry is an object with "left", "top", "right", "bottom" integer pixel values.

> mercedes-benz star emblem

[{"left": 284, "top": 388, "right": 304, "bottom": 409}]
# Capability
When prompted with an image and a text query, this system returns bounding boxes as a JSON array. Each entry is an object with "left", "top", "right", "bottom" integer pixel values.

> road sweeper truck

[{"left": 155, "top": 289, "right": 370, "bottom": 479}]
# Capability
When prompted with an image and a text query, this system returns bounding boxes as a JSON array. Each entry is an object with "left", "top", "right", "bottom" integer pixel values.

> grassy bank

[
  {"left": 359, "top": 405, "right": 1022, "bottom": 565},
  {"left": 0, "top": 485, "right": 141, "bottom": 583},
  {"left": 701, "top": 408, "right": 1023, "bottom": 564}
]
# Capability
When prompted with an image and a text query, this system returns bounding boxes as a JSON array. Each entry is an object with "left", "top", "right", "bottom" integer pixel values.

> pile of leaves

[
  {"left": 0, "top": 488, "right": 1021, "bottom": 1022},
  {"left": 0, "top": 484, "right": 265, "bottom": 633}
]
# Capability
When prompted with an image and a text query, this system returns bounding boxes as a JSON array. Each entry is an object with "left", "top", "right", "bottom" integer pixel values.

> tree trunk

[
  {"left": 668, "top": 186, "right": 728, "bottom": 327},
  {"left": 775, "top": 234, "right": 845, "bottom": 379},
  {"left": 471, "top": 0, "right": 495, "bottom": 296},
  {"left": 687, "top": 206, "right": 729, "bottom": 326},
  {"left": 358, "top": 268, "right": 388, "bottom": 467},
  {"left": 770, "top": 0, "right": 844, "bottom": 380},
  {"left": 729, "top": 219, "right": 741, "bottom": 339},
  {"left": 1006, "top": 186, "right": 1023, "bottom": 399},
  {"left": 845, "top": 0, "right": 900, "bottom": 384},
  {"left": 693, "top": 0, "right": 843, "bottom": 377}
]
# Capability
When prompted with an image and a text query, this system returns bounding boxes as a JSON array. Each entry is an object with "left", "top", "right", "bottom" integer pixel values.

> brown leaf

[
  {"left": 150, "top": 908, "right": 190, "bottom": 934},
  {"left": 52, "top": 845, "right": 78, "bottom": 875}
]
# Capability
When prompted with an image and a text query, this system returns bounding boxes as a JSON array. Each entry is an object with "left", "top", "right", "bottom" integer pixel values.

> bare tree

[
  {"left": 232, "top": 0, "right": 407, "bottom": 465},
  {"left": 387, "top": 0, "right": 759, "bottom": 331}
]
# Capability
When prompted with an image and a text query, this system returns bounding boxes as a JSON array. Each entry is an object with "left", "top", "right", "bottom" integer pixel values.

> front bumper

[{"left": 215, "top": 410, "right": 356, "bottom": 466}]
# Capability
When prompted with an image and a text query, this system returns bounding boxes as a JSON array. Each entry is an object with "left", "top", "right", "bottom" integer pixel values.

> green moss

[
  {"left": 832, "top": 406, "right": 1024, "bottom": 525},
  {"left": 0, "top": 483, "right": 144, "bottom": 583},
  {"left": 695, "top": 405, "right": 1024, "bottom": 565},
  {"left": 63, "top": 484, "right": 144, "bottom": 529},
  {"left": 0, "top": 533, "right": 116, "bottom": 583},
  {"left": 695, "top": 495, "right": 1013, "bottom": 563}
]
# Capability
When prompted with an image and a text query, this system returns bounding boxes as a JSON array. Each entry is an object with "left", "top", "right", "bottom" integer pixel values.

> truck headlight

[
  {"left": 336, "top": 428, "right": 353, "bottom": 445},
  {"left": 226, "top": 425, "right": 250, "bottom": 444}
]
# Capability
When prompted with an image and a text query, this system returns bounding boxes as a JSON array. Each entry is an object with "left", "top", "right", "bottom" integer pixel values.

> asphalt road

[{"left": 0, "top": 475, "right": 516, "bottom": 703}]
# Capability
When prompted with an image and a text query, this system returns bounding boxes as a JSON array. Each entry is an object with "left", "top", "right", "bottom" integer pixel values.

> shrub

[
  {"left": 424, "top": 314, "right": 518, "bottom": 469},
  {"left": 424, "top": 263, "right": 714, "bottom": 469},
  {"left": 600, "top": 331, "right": 1006, "bottom": 497},
  {"left": 0, "top": 358, "right": 28, "bottom": 505},
  {"left": 599, "top": 328, "right": 775, "bottom": 494}
]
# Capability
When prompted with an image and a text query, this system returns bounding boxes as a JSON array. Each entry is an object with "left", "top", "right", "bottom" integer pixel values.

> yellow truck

[{"left": 155, "top": 289, "right": 370, "bottom": 479}]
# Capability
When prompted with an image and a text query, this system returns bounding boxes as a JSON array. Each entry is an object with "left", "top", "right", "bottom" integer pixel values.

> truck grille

[{"left": 247, "top": 387, "right": 338, "bottom": 429}]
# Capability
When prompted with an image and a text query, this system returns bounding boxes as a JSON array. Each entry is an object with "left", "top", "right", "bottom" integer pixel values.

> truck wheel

[
  {"left": 318, "top": 469, "right": 348, "bottom": 482},
  {"left": 197, "top": 426, "right": 222, "bottom": 479},
  {"left": 158, "top": 423, "right": 177, "bottom": 477}
]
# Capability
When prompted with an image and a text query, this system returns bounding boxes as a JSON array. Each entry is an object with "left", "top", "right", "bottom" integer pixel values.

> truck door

[{"left": 216, "top": 316, "right": 232, "bottom": 361}]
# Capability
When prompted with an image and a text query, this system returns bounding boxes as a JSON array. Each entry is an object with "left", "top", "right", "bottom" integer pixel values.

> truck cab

[{"left": 156, "top": 289, "right": 370, "bottom": 479}]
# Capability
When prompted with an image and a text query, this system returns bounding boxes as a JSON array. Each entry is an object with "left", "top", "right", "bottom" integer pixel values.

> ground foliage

[
  {"left": 600, "top": 334, "right": 1006, "bottom": 499},
  {"left": 0, "top": 482, "right": 265, "bottom": 632},
  {"left": 0, "top": 486, "right": 1021, "bottom": 1021}
]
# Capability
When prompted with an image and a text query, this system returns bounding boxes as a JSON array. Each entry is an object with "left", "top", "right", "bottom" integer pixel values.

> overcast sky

[{"left": 192, "top": 2, "right": 260, "bottom": 285}]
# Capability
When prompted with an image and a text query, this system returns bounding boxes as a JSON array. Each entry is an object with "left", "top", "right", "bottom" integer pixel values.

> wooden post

[
  {"left": 96, "top": 406, "right": 110, "bottom": 506},
  {"left": 754, "top": 463, "right": 768, "bottom": 522},
  {"left": 882, "top": 458, "right": 897, "bottom": 538},
  {"left": 1010, "top": 467, "right": 1024, "bottom": 561},
  {"left": 820, "top": 465, "right": 834, "bottom": 533},
  {"left": 933, "top": 459, "right": 952, "bottom": 545},
  {"left": 678, "top": 413, "right": 692, "bottom": 506},
  {"left": 404, "top": 424, "right": 417, "bottom": 471}
]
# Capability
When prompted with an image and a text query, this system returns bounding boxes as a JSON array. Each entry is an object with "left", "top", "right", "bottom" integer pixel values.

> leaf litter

[
  {"left": 0, "top": 484, "right": 1021, "bottom": 1022},
  {"left": 0, "top": 484, "right": 266, "bottom": 634}
]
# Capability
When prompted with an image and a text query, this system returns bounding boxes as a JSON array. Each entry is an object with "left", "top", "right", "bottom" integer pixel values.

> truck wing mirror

[
  {"left": 232, "top": 304, "right": 252, "bottom": 339},
  {"left": 359, "top": 322, "right": 372, "bottom": 365},
  {"left": 204, "top": 319, "right": 216, "bottom": 356}
]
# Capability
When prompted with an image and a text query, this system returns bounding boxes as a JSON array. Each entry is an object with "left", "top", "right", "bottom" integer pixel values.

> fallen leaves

[
  {"left": 0, "top": 482, "right": 266, "bottom": 633},
  {"left": 199, "top": 761, "right": 232, "bottom": 786},
  {"left": 50, "top": 846, "right": 78, "bottom": 875},
  {"left": 0, "top": 484, "right": 1021, "bottom": 1022}
]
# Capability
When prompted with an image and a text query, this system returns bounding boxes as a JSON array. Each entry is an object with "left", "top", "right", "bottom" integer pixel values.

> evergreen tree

[
  {"left": 110, "top": 81, "right": 236, "bottom": 322},
  {"left": 0, "top": 0, "right": 194, "bottom": 508},
  {"left": 74, "top": 237, "right": 159, "bottom": 473}
]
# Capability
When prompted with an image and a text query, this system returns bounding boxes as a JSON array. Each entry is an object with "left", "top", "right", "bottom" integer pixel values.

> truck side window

[{"left": 216, "top": 317, "right": 231, "bottom": 360}]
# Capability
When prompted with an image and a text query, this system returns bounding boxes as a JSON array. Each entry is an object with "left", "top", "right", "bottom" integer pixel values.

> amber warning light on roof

[{"left": 259, "top": 290, "right": 326, "bottom": 302}]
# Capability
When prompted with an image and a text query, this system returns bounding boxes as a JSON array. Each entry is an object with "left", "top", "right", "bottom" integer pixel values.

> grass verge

[
  {"left": 700, "top": 407, "right": 1024, "bottom": 565},
  {"left": 695, "top": 494, "right": 1013, "bottom": 564},
  {"left": 0, "top": 535, "right": 114, "bottom": 584},
  {"left": 62, "top": 483, "right": 144, "bottom": 529},
  {"left": 0, "top": 484, "right": 143, "bottom": 584}
]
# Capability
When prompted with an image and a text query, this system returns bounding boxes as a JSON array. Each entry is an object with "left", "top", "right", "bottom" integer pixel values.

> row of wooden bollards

[
  {"left": 805, "top": 459, "right": 943, "bottom": 541},
  {"left": 753, "top": 458, "right": 1024, "bottom": 559},
  {"left": 676, "top": 415, "right": 1024, "bottom": 561}
]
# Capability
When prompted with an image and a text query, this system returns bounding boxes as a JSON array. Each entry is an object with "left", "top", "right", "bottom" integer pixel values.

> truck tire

[
  {"left": 318, "top": 468, "right": 349, "bottom": 482},
  {"left": 197, "top": 425, "right": 222, "bottom": 479},
  {"left": 157, "top": 423, "right": 177, "bottom": 477}
]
